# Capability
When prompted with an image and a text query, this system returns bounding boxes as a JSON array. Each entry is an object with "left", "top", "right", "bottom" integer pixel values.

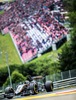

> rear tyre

[
  {"left": 7, "top": 96, "right": 14, "bottom": 99},
  {"left": 33, "top": 84, "right": 38, "bottom": 94},
  {"left": 45, "top": 81, "right": 53, "bottom": 92}
]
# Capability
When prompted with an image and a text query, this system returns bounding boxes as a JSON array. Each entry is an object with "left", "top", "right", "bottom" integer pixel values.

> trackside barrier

[
  {"left": 53, "top": 77, "right": 76, "bottom": 89},
  {"left": 46, "top": 69, "right": 76, "bottom": 89}
]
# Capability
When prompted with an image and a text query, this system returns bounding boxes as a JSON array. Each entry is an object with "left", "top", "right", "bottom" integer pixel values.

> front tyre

[
  {"left": 5, "top": 87, "right": 15, "bottom": 99},
  {"left": 45, "top": 81, "right": 53, "bottom": 92}
]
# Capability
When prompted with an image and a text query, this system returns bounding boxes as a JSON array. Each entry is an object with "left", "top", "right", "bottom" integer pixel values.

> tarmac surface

[
  {"left": 33, "top": 94, "right": 76, "bottom": 100},
  {"left": 1, "top": 87, "right": 76, "bottom": 100}
]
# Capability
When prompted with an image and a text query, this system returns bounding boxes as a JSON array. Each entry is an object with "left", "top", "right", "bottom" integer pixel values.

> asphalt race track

[
  {"left": 2, "top": 87, "right": 76, "bottom": 100},
  {"left": 33, "top": 94, "right": 76, "bottom": 100}
]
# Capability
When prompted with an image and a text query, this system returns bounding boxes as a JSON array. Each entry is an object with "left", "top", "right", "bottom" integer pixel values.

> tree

[
  {"left": 0, "top": 66, "right": 8, "bottom": 86},
  {"left": 59, "top": 43, "right": 72, "bottom": 71},
  {"left": 3, "top": 70, "right": 26, "bottom": 87},
  {"left": 69, "top": 12, "right": 76, "bottom": 27},
  {"left": 63, "top": 0, "right": 76, "bottom": 11},
  {"left": 59, "top": 0, "right": 76, "bottom": 71},
  {"left": 63, "top": 0, "right": 76, "bottom": 27},
  {"left": 59, "top": 28, "right": 76, "bottom": 71},
  {"left": 70, "top": 28, "right": 76, "bottom": 68}
]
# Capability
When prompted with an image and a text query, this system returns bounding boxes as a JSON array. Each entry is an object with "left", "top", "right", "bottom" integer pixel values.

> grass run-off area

[
  {"left": 31, "top": 46, "right": 62, "bottom": 65},
  {"left": 0, "top": 33, "right": 22, "bottom": 67},
  {"left": 0, "top": 0, "right": 12, "bottom": 2},
  {"left": 0, "top": 11, "right": 4, "bottom": 15}
]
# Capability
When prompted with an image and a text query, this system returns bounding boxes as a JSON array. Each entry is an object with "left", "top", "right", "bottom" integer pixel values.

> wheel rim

[{"left": 34, "top": 84, "right": 38, "bottom": 94}]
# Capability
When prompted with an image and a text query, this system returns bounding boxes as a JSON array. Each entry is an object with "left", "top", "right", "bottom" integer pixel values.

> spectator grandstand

[{"left": 0, "top": 0, "right": 68, "bottom": 63}]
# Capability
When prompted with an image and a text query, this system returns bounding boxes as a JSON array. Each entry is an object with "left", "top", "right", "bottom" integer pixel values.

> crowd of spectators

[
  {"left": 0, "top": 0, "right": 68, "bottom": 62},
  {"left": 0, "top": 3, "right": 4, "bottom": 11}
]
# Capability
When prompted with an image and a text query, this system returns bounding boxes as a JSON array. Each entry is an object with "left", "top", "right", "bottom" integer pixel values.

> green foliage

[
  {"left": 70, "top": 28, "right": 76, "bottom": 68},
  {"left": 59, "top": 0, "right": 76, "bottom": 71},
  {"left": 24, "top": 62, "right": 37, "bottom": 76},
  {"left": 0, "top": 0, "right": 12, "bottom": 2},
  {"left": 62, "top": 0, "right": 76, "bottom": 28},
  {"left": 69, "top": 12, "right": 76, "bottom": 27},
  {"left": 34, "top": 58, "right": 60, "bottom": 76},
  {"left": 0, "top": 66, "right": 8, "bottom": 86},
  {"left": 59, "top": 28, "right": 76, "bottom": 71},
  {"left": 71, "top": 28, "right": 76, "bottom": 45},
  {"left": 9, "top": 64, "right": 20, "bottom": 74},
  {"left": 63, "top": 0, "right": 76, "bottom": 11},
  {"left": 11, "top": 70, "right": 26, "bottom": 83},
  {"left": 0, "top": 11, "right": 4, "bottom": 15},
  {"left": 3, "top": 70, "right": 26, "bottom": 86},
  {"left": 59, "top": 43, "right": 72, "bottom": 71}
]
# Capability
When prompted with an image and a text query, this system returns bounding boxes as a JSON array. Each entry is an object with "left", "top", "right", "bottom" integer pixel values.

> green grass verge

[
  {"left": 0, "top": 0, "right": 12, "bottom": 2},
  {"left": 0, "top": 11, "right": 4, "bottom": 15},
  {"left": 28, "top": 46, "right": 64, "bottom": 76},
  {"left": 0, "top": 33, "right": 22, "bottom": 67},
  {"left": 31, "top": 44, "right": 63, "bottom": 64}
]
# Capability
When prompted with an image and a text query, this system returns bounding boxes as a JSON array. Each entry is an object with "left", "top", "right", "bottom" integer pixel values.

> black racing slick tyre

[
  {"left": 5, "top": 87, "right": 15, "bottom": 99},
  {"left": 45, "top": 81, "right": 53, "bottom": 92},
  {"left": 34, "top": 84, "right": 39, "bottom": 94},
  {"left": 30, "top": 83, "right": 38, "bottom": 95}
]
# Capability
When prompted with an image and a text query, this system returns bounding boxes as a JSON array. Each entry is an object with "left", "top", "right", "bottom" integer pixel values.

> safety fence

[
  {"left": 53, "top": 77, "right": 76, "bottom": 89},
  {"left": 46, "top": 69, "right": 76, "bottom": 89}
]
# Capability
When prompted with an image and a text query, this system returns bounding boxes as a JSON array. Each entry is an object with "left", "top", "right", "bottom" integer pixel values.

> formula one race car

[{"left": 4, "top": 76, "right": 53, "bottom": 99}]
